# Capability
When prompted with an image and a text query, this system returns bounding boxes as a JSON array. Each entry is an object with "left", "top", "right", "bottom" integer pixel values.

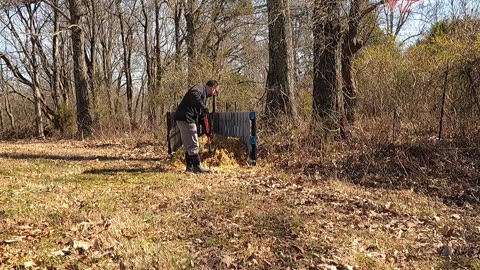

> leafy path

[{"left": 0, "top": 140, "right": 478, "bottom": 269}]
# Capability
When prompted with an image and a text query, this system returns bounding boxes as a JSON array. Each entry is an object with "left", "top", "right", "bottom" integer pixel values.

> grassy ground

[{"left": 0, "top": 140, "right": 478, "bottom": 269}]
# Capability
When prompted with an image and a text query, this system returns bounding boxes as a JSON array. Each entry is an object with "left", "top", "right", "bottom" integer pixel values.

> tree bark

[
  {"left": 86, "top": 0, "right": 97, "bottom": 111},
  {"left": 312, "top": 0, "right": 342, "bottom": 132},
  {"left": 2, "top": 85, "right": 15, "bottom": 129},
  {"left": 26, "top": 4, "right": 45, "bottom": 138},
  {"left": 342, "top": 0, "right": 384, "bottom": 124},
  {"left": 52, "top": 0, "right": 61, "bottom": 111},
  {"left": 68, "top": 0, "right": 93, "bottom": 138},
  {"left": 342, "top": 0, "right": 363, "bottom": 124},
  {"left": 174, "top": 0, "right": 183, "bottom": 71},
  {"left": 265, "top": 0, "right": 296, "bottom": 120},
  {"left": 185, "top": 0, "right": 197, "bottom": 83},
  {"left": 117, "top": 0, "right": 134, "bottom": 127}
]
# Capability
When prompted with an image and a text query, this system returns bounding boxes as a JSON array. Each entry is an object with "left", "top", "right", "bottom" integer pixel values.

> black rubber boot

[
  {"left": 185, "top": 152, "right": 194, "bottom": 172},
  {"left": 190, "top": 153, "right": 211, "bottom": 173}
]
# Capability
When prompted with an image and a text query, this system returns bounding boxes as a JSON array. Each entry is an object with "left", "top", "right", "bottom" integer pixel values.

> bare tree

[
  {"left": 0, "top": 64, "right": 15, "bottom": 129},
  {"left": 0, "top": 2, "right": 46, "bottom": 138},
  {"left": 265, "top": 0, "right": 296, "bottom": 119},
  {"left": 68, "top": 0, "right": 93, "bottom": 138},
  {"left": 184, "top": 0, "right": 204, "bottom": 82},
  {"left": 116, "top": 0, "right": 136, "bottom": 128},
  {"left": 312, "top": 0, "right": 342, "bottom": 133},
  {"left": 342, "top": 0, "right": 384, "bottom": 124}
]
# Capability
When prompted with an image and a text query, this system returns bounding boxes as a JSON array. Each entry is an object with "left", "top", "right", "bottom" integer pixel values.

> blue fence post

[{"left": 249, "top": 112, "right": 257, "bottom": 166}]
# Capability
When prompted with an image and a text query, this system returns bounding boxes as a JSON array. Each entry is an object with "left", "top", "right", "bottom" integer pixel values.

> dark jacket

[{"left": 175, "top": 84, "right": 208, "bottom": 123}]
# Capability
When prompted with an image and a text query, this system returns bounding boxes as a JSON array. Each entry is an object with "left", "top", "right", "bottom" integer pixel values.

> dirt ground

[{"left": 0, "top": 140, "right": 478, "bottom": 269}]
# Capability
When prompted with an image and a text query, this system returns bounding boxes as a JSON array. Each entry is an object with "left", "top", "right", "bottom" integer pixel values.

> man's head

[{"left": 206, "top": 80, "right": 219, "bottom": 97}]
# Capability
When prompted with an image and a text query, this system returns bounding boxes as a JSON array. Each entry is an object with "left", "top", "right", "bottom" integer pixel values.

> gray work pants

[{"left": 176, "top": 121, "right": 199, "bottom": 155}]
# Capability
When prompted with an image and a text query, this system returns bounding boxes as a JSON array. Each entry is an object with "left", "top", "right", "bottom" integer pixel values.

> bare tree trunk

[
  {"left": 174, "top": 0, "right": 183, "bottom": 71},
  {"left": 265, "top": 0, "right": 296, "bottom": 120},
  {"left": 86, "top": 0, "right": 97, "bottom": 112},
  {"left": 32, "top": 51, "right": 45, "bottom": 139},
  {"left": 60, "top": 37, "right": 71, "bottom": 106},
  {"left": 0, "top": 100, "right": 4, "bottom": 130},
  {"left": 69, "top": 0, "right": 93, "bottom": 138},
  {"left": 154, "top": 0, "right": 163, "bottom": 94},
  {"left": 51, "top": 0, "right": 61, "bottom": 111},
  {"left": 0, "top": 69, "right": 5, "bottom": 130},
  {"left": 312, "top": 0, "right": 342, "bottom": 132},
  {"left": 28, "top": 5, "right": 45, "bottom": 139},
  {"left": 185, "top": 0, "right": 197, "bottom": 83},
  {"left": 342, "top": 0, "right": 363, "bottom": 124},
  {"left": 99, "top": 15, "right": 114, "bottom": 115},
  {"left": 342, "top": 1, "right": 384, "bottom": 124},
  {"left": 1, "top": 73, "right": 15, "bottom": 129},
  {"left": 5, "top": 93, "right": 15, "bottom": 129},
  {"left": 116, "top": 0, "right": 134, "bottom": 128},
  {"left": 141, "top": 0, "right": 155, "bottom": 128}
]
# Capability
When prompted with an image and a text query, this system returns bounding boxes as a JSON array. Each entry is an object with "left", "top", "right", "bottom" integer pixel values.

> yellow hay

[{"left": 168, "top": 134, "right": 248, "bottom": 172}]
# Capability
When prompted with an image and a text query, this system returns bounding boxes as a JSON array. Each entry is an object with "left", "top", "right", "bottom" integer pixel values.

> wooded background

[{"left": 0, "top": 0, "right": 478, "bottom": 144}]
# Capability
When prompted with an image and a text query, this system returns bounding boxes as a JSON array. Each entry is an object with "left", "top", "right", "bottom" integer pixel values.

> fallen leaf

[
  {"left": 24, "top": 261, "right": 36, "bottom": 267},
  {"left": 4, "top": 236, "right": 26, "bottom": 243},
  {"left": 384, "top": 202, "right": 392, "bottom": 210},
  {"left": 451, "top": 214, "right": 461, "bottom": 220},
  {"left": 291, "top": 244, "right": 304, "bottom": 253},
  {"left": 51, "top": 250, "right": 65, "bottom": 256},
  {"left": 221, "top": 254, "right": 235, "bottom": 267},
  {"left": 92, "top": 250, "right": 111, "bottom": 259},
  {"left": 317, "top": 264, "right": 337, "bottom": 270},
  {"left": 74, "top": 239, "right": 94, "bottom": 250}
]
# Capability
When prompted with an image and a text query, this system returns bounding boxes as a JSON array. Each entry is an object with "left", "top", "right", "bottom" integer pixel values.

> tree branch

[
  {"left": 361, "top": 0, "right": 385, "bottom": 19},
  {"left": 0, "top": 52, "right": 33, "bottom": 88}
]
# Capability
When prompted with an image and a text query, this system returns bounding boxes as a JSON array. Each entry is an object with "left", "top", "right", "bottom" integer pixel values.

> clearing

[{"left": 0, "top": 140, "right": 478, "bottom": 269}]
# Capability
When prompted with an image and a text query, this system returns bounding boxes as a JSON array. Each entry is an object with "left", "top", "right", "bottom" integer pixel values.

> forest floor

[{"left": 0, "top": 139, "right": 479, "bottom": 269}]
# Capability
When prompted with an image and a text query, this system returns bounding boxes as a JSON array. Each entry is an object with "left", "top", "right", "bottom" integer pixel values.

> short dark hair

[{"left": 206, "top": 80, "right": 218, "bottom": 87}]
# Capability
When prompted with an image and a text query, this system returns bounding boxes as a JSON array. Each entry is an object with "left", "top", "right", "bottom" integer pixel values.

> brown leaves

[
  {"left": 73, "top": 239, "right": 94, "bottom": 251},
  {"left": 3, "top": 236, "right": 26, "bottom": 244}
]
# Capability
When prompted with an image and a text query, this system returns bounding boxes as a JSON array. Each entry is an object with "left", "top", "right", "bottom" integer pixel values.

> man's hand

[{"left": 203, "top": 115, "right": 211, "bottom": 138}]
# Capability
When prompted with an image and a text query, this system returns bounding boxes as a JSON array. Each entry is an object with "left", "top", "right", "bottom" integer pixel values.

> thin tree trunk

[
  {"left": 438, "top": 65, "right": 449, "bottom": 140},
  {"left": 0, "top": 99, "right": 4, "bottom": 130},
  {"left": 100, "top": 31, "right": 114, "bottom": 114},
  {"left": 185, "top": 0, "right": 197, "bottom": 83},
  {"left": 86, "top": 0, "right": 97, "bottom": 111},
  {"left": 174, "top": 0, "right": 183, "bottom": 71},
  {"left": 52, "top": 0, "right": 61, "bottom": 111},
  {"left": 117, "top": 1, "right": 134, "bottom": 127},
  {"left": 141, "top": 0, "right": 154, "bottom": 127},
  {"left": 153, "top": 0, "right": 163, "bottom": 126},
  {"left": 60, "top": 37, "right": 71, "bottom": 105},
  {"left": 29, "top": 5, "right": 45, "bottom": 139},
  {"left": 154, "top": 0, "right": 162, "bottom": 93},
  {"left": 3, "top": 85, "right": 15, "bottom": 129}
]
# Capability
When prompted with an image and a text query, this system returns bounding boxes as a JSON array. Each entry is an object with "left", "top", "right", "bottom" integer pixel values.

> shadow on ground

[
  {"left": 83, "top": 166, "right": 167, "bottom": 174},
  {"left": 0, "top": 152, "right": 163, "bottom": 162}
]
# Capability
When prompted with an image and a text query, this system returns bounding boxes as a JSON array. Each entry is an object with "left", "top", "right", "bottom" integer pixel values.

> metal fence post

[{"left": 249, "top": 112, "right": 257, "bottom": 166}]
